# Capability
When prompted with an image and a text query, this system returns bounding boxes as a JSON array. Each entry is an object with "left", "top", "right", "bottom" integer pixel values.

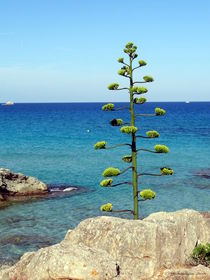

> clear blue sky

[{"left": 0, "top": 0, "right": 209, "bottom": 102}]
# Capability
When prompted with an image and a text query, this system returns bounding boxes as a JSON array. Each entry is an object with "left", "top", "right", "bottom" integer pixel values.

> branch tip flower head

[
  {"left": 155, "top": 108, "right": 166, "bottom": 116},
  {"left": 154, "top": 144, "right": 169, "bottom": 153},
  {"left": 121, "top": 126, "right": 138, "bottom": 134},
  {"left": 107, "top": 83, "right": 119, "bottom": 90},
  {"left": 100, "top": 203, "right": 113, "bottom": 212},
  {"left": 100, "top": 179, "right": 113, "bottom": 187},
  {"left": 102, "top": 103, "right": 114, "bottom": 111},
  {"left": 146, "top": 130, "right": 159, "bottom": 138},
  {"left": 110, "top": 118, "right": 123, "bottom": 126},
  {"left": 94, "top": 141, "right": 106, "bottom": 150},
  {"left": 140, "top": 189, "right": 156, "bottom": 200},
  {"left": 103, "top": 167, "right": 120, "bottom": 177},
  {"left": 122, "top": 155, "right": 132, "bottom": 163}
]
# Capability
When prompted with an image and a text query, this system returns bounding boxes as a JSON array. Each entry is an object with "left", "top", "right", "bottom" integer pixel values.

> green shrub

[
  {"left": 122, "top": 155, "right": 132, "bottom": 163},
  {"left": 160, "top": 167, "right": 174, "bottom": 175},
  {"left": 100, "top": 179, "right": 113, "bottom": 187},
  {"left": 154, "top": 144, "right": 169, "bottom": 153},
  {"left": 140, "top": 189, "right": 156, "bottom": 200},
  {"left": 155, "top": 107, "right": 166, "bottom": 116},
  {"left": 138, "top": 60, "right": 147, "bottom": 66},
  {"left": 103, "top": 167, "right": 120, "bottom": 177},
  {"left": 146, "top": 130, "right": 159, "bottom": 138},
  {"left": 102, "top": 103, "right": 114, "bottom": 111},
  {"left": 121, "top": 126, "right": 138, "bottom": 134},
  {"left": 110, "top": 118, "right": 123, "bottom": 126},
  {"left": 107, "top": 83, "right": 119, "bottom": 90},
  {"left": 134, "top": 97, "right": 147, "bottom": 104},
  {"left": 143, "top": 76, "right": 154, "bottom": 82},
  {"left": 191, "top": 243, "right": 210, "bottom": 266},
  {"left": 94, "top": 141, "right": 106, "bottom": 149},
  {"left": 100, "top": 203, "right": 113, "bottom": 212}
]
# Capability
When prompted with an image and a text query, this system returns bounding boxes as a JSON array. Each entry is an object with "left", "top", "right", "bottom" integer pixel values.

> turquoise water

[{"left": 0, "top": 102, "right": 209, "bottom": 264}]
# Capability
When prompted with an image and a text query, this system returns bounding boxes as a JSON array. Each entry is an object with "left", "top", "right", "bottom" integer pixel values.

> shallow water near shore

[{"left": 0, "top": 102, "right": 210, "bottom": 264}]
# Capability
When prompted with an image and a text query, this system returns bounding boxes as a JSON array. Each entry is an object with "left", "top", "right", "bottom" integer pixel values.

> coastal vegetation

[{"left": 95, "top": 42, "right": 174, "bottom": 219}]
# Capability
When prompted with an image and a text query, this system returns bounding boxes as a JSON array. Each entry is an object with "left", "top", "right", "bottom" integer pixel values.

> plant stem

[{"left": 130, "top": 56, "right": 139, "bottom": 220}]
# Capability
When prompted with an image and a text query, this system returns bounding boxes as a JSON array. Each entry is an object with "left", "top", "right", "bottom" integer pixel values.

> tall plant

[{"left": 94, "top": 42, "right": 173, "bottom": 219}]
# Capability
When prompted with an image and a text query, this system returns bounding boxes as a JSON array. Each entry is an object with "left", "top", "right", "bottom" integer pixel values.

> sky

[{"left": 0, "top": 0, "right": 209, "bottom": 102}]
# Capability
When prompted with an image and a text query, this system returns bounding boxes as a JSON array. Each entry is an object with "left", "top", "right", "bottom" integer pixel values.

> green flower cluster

[
  {"left": 118, "top": 57, "right": 124, "bottom": 63},
  {"left": 103, "top": 167, "right": 120, "bottom": 177},
  {"left": 155, "top": 107, "right": 166, "bottom": 116},
  {"left": 134, "top": 97, "right": 147, "bottom": 104},
  {"left": 102, "top": 103, "right": 114, "bottom": 111},
  {"left": 140, "top": 189, "right": 156, "bottom": 200},
  {"left": 143, "top": 75, "right": 154, "bottom": 82},
  {"left": 154, "top": 144, "right": 169, "bottom": 153},
  {"left": 122, "top": 155, "right": 132, "bottom": 163},
  {"left": 94, "top": 141, "right": 106, "bottom": 150},
  {"left": 100, "top": 178, "right": 113, "bottom": 187},
  {"left": 107, "top": 83, "right": 119, "bottom": 90},
  {"left": 124, "top": 42, "right": 137, "bottom": 54},
  {"left": 160, "top": 167, "right": 174, "bottom": 175},
  {"left": 100, "top": 203, "right": 113, "bottom": 212},
  {"left": 138, "top": 60, "right": 147, "bottom": 66},
  {"left": 130, "top": 86, "right": 148, "bottom": 94},
  {"left": 146, "top": 130, "right": 159, "bottom": 138},
  {"left": 120, "top": 126, "right": 138, "bottom": 134},
  {"left": 110, "top": 118, "right": 123, "bottom": 126}
]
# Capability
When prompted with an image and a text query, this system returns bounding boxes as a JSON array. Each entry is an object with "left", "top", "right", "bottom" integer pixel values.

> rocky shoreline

[
  {"left": 0, "top": 168, "right": 83, "bottom": 208},
  {"left": 0, "top": 209, "right": 209, "bottom": 280}
]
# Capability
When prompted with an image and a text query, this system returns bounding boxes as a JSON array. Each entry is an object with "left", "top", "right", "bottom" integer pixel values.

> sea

[{"left": 0, "top": 102, "right": 209, "bottom": 264}]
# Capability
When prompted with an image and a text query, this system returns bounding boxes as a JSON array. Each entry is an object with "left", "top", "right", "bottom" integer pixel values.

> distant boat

[
  {"left": 2, "top": 101, "right": 14, "bottom": 106},
  {"left": 185, "top": 101, "right": 190, "bottom": 104}
]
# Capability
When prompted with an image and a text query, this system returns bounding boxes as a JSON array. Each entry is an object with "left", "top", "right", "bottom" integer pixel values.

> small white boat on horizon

[
  {"left": 185, "top": 101, "right": 190, "bottom": 104},
  {"left": 2, "top": 101, "right": 14, "bottom": 106}
]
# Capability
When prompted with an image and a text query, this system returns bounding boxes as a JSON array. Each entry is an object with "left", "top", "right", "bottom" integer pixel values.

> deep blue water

[{"left": 0, "top": 102, "right": 209, "bottom": 264}]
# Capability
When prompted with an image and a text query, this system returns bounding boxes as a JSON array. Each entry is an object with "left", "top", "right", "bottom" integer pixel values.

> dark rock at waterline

[{"left": 194, "top": 168, "right": 210, "bottom": 179}]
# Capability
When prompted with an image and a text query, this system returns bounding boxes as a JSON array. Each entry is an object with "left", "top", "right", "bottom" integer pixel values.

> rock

[
  {"left": 0, "top": 209, "right": 210, "bottom": 280},
  {"left": 162, "top": 265, "right": 210, "bottom": 280},
  {"left": 0, "top": 168, "right": 48, "bottom": 197}
]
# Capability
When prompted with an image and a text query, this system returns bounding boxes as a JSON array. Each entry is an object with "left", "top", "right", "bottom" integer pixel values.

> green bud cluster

[
  {"left": 146, "top": 130, "right": 159, "bottom": 138},
  {"left": 155, "top": 108, "right": 166, "bottom": 116},
  {"left": 118, "top": 57, "right": 124, "bottom": 63},
  {"left": 124, "top": 42, "right": 138, "bottom": 59},
  {"left": 134, "top": 97, "right": 147, "bottom": 104},
  {"left": 120, "top": 126, "right": 138, "bottom": 134},
  {"left": 100, "top": 178, "right": 113, "bottom": 187},
  {"left": 103, "top": 167, "right": 120, "bottom": 177},
  {"left": 122, "top": 155, "right": 132, "bottom": 163},
  {"left": 138, "top": 60, "right": 147, "bottom": 66},
  {"left": 110, "top": 118, "right": 123, "bottom": 126},
  {"left": 102, "top": 103, "right": 114, "bottom": 111},
  {"left": 143, "top": 75, "right": 154, "bottom": 82},
  {"left": 140, "top": 189, "right": 156, "bottom": 200},
  {"left": 94, "top": 141, "right": 106, "bottom": 150},
  {"left": 130, "top": 86, "right": 148, "bottom": 94},
  {"left": 154, "top": 144, "right": 169, "bottom": 153},
  {"left": 107, "top": 83, "right": 119, "bottom": 90},
  {"left": 160, "top": 167, "right": 174, "bottom": 175},
  {"left": 100, "top": 203, "right": 112, "bottom": 212}
]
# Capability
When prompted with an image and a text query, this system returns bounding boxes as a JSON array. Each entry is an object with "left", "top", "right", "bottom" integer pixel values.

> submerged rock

[{"left": 0, "top": 209, "right": 209, "bottom": 279}]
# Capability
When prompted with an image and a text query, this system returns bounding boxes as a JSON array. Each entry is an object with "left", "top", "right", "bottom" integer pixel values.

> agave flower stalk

[{"left": 95, "top": 42, "right": 173, "bottom": 219}]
